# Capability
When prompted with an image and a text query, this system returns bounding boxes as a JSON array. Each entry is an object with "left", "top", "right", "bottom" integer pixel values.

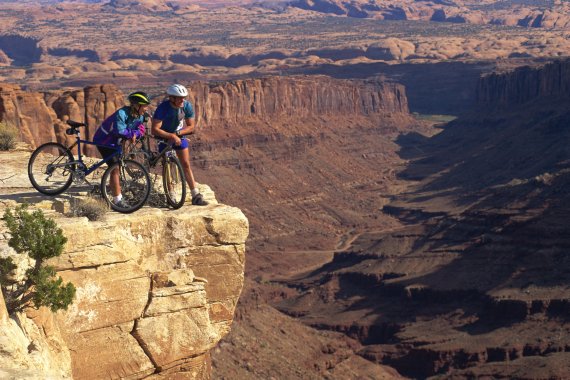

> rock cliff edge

[{"left": 0, "top": 148, "right": 249, "bottom": 379}]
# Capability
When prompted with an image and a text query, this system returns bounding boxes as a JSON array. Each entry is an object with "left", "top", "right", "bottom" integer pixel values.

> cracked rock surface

[{"left": 0, "top": 147, "right": 249, "bottom": 379}]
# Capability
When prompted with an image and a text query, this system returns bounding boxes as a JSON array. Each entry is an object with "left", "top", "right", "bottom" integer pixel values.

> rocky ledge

[{"left": 0, "top": 147, "right": 249, "bottom": 379}]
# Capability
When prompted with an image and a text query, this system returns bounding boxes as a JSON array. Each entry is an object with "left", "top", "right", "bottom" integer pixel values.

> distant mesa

[
  {"left": 104, "top": 0, "right": 203, "bottom": 12},
  {"left": 285, "top": 0, "right": 570, "bottom": 29},
  {"left": 48, "top": 48, "right": 100, "bottom": 62}
]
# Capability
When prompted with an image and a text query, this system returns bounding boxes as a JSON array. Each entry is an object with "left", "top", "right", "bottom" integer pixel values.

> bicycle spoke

[
  {"left": 28, "top": 143, "right": 74, "bottom": 195},
  {"left": 163, "top": 156, "right": 186, "bottom": 209},
  {"left": 100, "top": 160, "right": 150, "bottom": 213}
]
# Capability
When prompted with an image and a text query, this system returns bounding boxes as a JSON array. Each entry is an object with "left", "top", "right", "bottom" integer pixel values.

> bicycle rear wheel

[
  {"left": 163, "top": 156, "right": 186, "bottom": 209},
  {"left": 28, "top": 142, "right": 74, "bottom": 195},
  {"left": 101, "top": 159, "right": 151, "bottom": 213}
]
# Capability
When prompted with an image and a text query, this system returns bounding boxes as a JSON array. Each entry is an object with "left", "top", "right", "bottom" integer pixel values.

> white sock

[
  {"left": 113, "top": 194, "right": 123, "bottom": 202},
  {"left": 191, "top": 188, "right": 200, "bottom": 197}
]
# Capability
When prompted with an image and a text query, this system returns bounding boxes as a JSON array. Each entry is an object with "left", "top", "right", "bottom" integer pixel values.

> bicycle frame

[
  {"left": 62, "top": 135, "right": 124, "bottom": 176},
  {"left": 127, "top": 135, "right": 177, "bottom": 168}
]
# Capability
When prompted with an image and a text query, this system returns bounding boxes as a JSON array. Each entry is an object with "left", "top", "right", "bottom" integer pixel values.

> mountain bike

[
  {"left": 124, "top": 134, "right": 186, "bottom": 209},
  {"left": 28, "top": 120, "right": 151, "bottom": 213}
]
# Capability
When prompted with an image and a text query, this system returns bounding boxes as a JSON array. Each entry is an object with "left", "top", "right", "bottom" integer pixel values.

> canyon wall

[
  {"left": 0, "top": 75, "right": 408, "bottom": 152},
  {"left": 476, "top": 58, "right": 570, "bottom": 108},
  {"left": 0, "top": 83, "right": 124, "bottom": 155},
  {"left": 188, "top": 76, "right": 408, "bottom": 131}
]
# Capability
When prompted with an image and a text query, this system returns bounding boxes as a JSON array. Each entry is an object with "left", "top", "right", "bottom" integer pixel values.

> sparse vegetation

[
  {"left": 412, "top": 113, "right": 458, "bottom": 124},
  {"left": 1, "top": 205, "right": 76, "bottom": 313},
  {"left": 69, "top": 197, "right": 108, "bottom": 221},
  {"left": 0, "top": 121, "right": 18, "bottom": 151}
]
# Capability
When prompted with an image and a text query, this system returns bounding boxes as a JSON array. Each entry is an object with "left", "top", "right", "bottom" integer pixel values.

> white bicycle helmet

[{"left": 166, "top": 84, "right": 188, "bottom": 97}]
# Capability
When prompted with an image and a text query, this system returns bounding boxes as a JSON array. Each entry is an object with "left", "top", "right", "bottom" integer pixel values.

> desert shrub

[
  {"left": 1, "top": 205, "right": 76, "bottom": 313},
  {"left": 0, "top": 121, "right": 18, "bottom": 151},
  {"left": 70, "top": 197, "right": 108, "bottom": 221}
]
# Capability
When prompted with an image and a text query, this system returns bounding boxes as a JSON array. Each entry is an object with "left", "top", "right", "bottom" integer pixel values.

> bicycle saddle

[{"left": 66, "top": 120, "right": 86, "bottom": 128}]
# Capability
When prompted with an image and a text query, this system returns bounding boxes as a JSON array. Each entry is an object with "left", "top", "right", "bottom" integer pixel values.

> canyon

[
  {"left": 2, "top": 59, "right": 570, "bottom": 377},
  {"left": 1, "top": 1, "right": 570, "bottom": 378},
  {"left": 272, "top": 59, "right": 570, "bottom": 378},
  {"left": 0, "top": 74, "right": 414, "bottom": 378}
]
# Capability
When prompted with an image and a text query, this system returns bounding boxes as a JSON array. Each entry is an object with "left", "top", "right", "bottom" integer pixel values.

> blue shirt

[{"left": 153, "top": 100, "right": 195, "bottom": 133}]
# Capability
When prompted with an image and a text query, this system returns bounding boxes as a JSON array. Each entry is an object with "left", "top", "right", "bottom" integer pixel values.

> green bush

[
  {"left": 1, "top": 205, "right": 76, "bottom": 313},
  {"left": 0, "top": 122, "right": 18, "bottom": 151}
]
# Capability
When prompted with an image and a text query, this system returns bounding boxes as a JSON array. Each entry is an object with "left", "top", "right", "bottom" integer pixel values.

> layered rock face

[
  {"left": 183, "top": 76, "right": 412, "bottom": 251},
  {"left": 476, "top": 58, "right": 570, "bottom": 108},
  {"left": 189, "top": 76, "right": 408, "bottom": 132},
  {"left": 52, "top": 207, "right": 248, "bottom": 379},
  {"left": 0, "top": 84, "right": 123, "bottom": 154},
  {"left": 0, "top": 149, "right": 249, "bottom": 379},
  {"left": 0, "top": 76, "right": 407, "bottom": 152}
]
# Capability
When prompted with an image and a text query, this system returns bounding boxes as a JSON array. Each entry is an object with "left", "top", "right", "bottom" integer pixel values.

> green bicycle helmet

[{"left": 128, "top": 91, "right": 151, "bottom": 105}]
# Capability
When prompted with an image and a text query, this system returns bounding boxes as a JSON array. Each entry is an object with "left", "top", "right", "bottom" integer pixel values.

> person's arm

[
  {"left": 152, "top": 118, "right": 181, "bottom": 145},
  {"left": 175, "top": 101, "right": 196, "bottom": 137},
  {"left": 115, "top": 109, "right": 143, "bottom": 140},
  {"left": 176, "top": 118, "right": 195, "bottom": 136}
]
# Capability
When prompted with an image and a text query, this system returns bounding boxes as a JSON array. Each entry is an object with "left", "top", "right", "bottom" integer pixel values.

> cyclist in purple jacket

[
  {"left": 93, "top": 91, "right": 150, "bottom": 208},
  {"left": 151, "top": 84, "right": 208, "bottom": 206}
]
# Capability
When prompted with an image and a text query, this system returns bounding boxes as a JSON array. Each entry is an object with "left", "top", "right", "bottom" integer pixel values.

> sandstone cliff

[
  {"left": 189, "top": 76, "right": 408, "bottom": 133},
  {"left": 476, "top": 58, "right": 570, "bottom": 108},
  {"left": 0, "top": 148, "right": 249, "bottom": 379},
  {"left": 0, "top": 83, "right": 124, "bottom": 155},
  {"left": 0, "top": 75, "right": 408, "bottom": 151}
]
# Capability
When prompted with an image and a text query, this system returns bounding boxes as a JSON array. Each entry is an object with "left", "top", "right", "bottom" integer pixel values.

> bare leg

[
  {"left": 111, "top": 168, "right": 120, "bottom": 197},
  {"left": 175, "top": 148, "right": 197, "bottom": 190}
]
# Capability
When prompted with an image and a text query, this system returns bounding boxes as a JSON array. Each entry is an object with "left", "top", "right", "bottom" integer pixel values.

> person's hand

[
  {"left": 131, "top": 135, "right": 137, "bottom": 144},
  {"left": 169, "top": 134, "right": 182, "bottom": 146}
]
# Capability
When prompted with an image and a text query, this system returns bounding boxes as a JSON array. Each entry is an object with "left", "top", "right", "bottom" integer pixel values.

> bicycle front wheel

[
  {"left": 28, "top": 142, "right": 74, "bottom": 195},
  {"left": 101, "top": 159, "right": 151, "bottom": 213},
  {"left": 163, "top": 156, "right": 186, "bottom": 209}
]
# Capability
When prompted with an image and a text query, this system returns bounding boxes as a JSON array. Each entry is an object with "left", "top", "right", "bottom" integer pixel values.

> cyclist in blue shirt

[
  {"left": 93, "top": 91, "right": 150, "bottom": 208},
  {"left": 151, "top": 84, "right": 208, "bottom": 206}
]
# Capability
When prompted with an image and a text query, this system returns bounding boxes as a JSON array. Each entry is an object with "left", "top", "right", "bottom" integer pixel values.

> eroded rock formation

[
  {"left": 189, "top": 76, "right": 408, "bottom": 132},
  {"left": 476, "top": 58, "right": 570, "bottom": 108},
  {"left": 275, "top": 58, "right": 570, "bottom": 378},
  {"left": 0, "top": 84, "right": 124, "bottom": 153},
  {"left": 288, "top": 0, "right": 570, "bottom": 28},
  {"left": 0, "top": 75, "right": 408, "bottom": 151},
  {"left": 0, "top": 165, "right": 248, "bottom": 378}
]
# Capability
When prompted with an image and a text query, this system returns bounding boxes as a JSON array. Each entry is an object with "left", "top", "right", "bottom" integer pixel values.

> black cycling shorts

[{"left": 97, "top": 146, "right": 119, "bottom": 166}]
